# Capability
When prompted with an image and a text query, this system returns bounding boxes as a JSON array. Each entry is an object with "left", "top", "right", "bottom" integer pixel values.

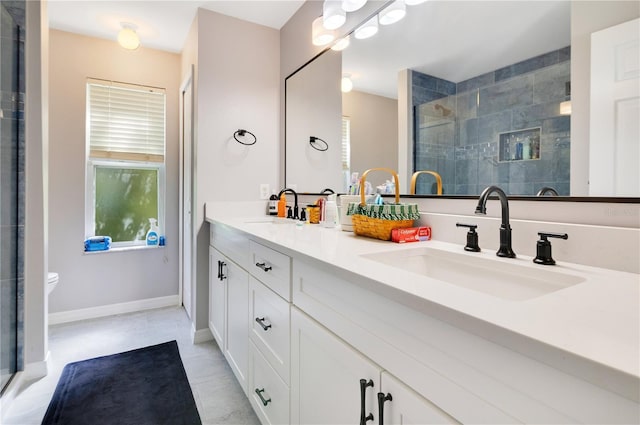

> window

[{"left": 85, "top": 79, "right": 166, "bottom": 246}]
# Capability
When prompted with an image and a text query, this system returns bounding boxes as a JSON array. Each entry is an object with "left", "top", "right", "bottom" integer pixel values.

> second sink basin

[{"left": 362, "top": 247, "right": 585, "bottom": 301}]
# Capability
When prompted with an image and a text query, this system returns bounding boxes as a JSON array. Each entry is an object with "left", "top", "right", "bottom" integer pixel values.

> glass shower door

[{"left": 0, "top": 1, "right": 22, "bottom": 393}]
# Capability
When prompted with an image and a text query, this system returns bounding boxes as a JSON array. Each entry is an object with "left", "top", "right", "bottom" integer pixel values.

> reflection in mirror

[{"left": 285, "top": 1, "right": 639, "bottom": 197}]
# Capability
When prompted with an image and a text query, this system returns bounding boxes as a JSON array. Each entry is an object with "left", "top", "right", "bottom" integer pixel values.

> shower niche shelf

[{"left": 499, "top": 128, "right": 541, "bottom": 162}]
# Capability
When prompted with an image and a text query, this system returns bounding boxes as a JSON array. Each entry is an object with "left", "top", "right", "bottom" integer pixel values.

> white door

[
  {"left": 380, "top": 372, "right": 459, "bottom": 425},
  {"left": 180, "top": 67, "right": 194, "bottom": 318},
  {"left": 590, "top": 18, "right": 640, "bottom": 196},
  {"left": 291, "top": 307, "right": 380, "bottom": 425}
]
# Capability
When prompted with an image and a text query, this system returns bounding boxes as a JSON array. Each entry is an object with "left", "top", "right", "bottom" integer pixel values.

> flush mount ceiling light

[
  {"left": 342, "top": 0, "right": 367, "bottom": 12},
  {"left": 323, "top": 0, "right": 346, "bottom": 30},
  {"left": 354, "top": 15, "right": 379, "bottom": 39},
  {"left": 379, "top": 0, "right": 406, "bottom": 25},
  {"left": 117, "top": 23, "right": 140, "bottom": 50},
  {"left": 331, "top": 35, "right": 351, "bottom": 51},
  {"left": 404, "top": 0, "right": 427, "bottom": 5},
  {"left": 312, "top": 16, "right": 335, "bottom": 46},
  {"left": 341, "top": 74, "right": 353, "bottom": 92}
]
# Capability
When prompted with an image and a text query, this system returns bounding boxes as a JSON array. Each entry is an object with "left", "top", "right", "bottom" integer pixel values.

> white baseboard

[
  {"left": 49, "top": 295, "right": 180, "bottom": 325},
  {"left": 191, "top": 324, "right": 213, "bottom": 344},
  {"left": 24, "top": 351, "right": 50, "bottom": 379}
]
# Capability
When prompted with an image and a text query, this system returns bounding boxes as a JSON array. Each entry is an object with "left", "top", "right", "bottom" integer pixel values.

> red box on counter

[{"left": 391, "top": 227, "right": 431, "bottom": 243}]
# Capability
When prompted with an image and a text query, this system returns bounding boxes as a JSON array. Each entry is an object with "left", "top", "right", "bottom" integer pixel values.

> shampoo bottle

[
  {"left": 322, "top": 194, "right": 338, "bottom": 228},
  {"left": 146, "top": 218, "right": 159, "bottom": 246},
  {"left": 277, "top": 193, "right": 286, "bottom": 218}
]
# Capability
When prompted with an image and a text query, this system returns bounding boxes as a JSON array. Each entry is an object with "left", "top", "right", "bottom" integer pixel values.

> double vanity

[{"left": 205, "top": 202, "right": 639, "bottom": 424}]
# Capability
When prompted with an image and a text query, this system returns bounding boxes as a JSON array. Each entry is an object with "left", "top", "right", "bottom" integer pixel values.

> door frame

[{"left": 179, "top": 65, "right": 195, "bottom": 318}]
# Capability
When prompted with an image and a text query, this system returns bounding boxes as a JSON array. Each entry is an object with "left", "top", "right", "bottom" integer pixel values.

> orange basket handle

[{"left": 359, "top": 168, "right": 400, "bottom": 206}]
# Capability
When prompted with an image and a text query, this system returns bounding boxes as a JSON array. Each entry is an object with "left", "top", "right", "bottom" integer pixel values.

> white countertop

[{"left": 205, "top": 202, "right": 640, "bottom": 401}]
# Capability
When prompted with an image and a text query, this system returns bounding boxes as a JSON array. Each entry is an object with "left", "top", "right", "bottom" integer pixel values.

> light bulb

[
  {"left": 342, "top": 0, "right": 367, "bottom": 12},
  {"left": 354, "top": 15, "right": 378, "bottom": 40},
  {"left": 341, "top": 76, "right": 353, "bottom": 92},
  {"left": 117, "top": 24, "right": 140, "bottom": 50},
  {"left": 323, "top": 0, "right": 346, "bottom": 30},
  {"left": 331, "top": 36, "right": 351, "bottom": 51},
  {"left": 379, "top": 1, "right": 406, "bottom": 25},
  {"left": 312, "top": 16, "right": 335, "bottom": 46}
]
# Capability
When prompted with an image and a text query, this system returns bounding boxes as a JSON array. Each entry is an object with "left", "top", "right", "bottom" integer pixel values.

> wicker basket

[{"left": 346, "top": 168, "right": 420, "bottom": 241}]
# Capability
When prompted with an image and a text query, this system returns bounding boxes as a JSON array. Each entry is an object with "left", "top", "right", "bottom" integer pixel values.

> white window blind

[
  {"left": 87, "top": 80, "right": 166, "bottom": 163},
  {"left": 342, "top": 116, "right": 351, "bottom": 171}
]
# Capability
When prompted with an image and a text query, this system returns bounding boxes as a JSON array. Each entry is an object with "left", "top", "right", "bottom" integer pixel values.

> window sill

[{"left": 83, "top": 245, "right": 165, "bottom": 255}]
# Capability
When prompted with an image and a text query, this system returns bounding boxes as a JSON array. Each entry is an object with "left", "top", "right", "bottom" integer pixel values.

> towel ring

[
  {"left": 234, "top": 129, "right": 257, "bottom": 146},
  {"left": 309, "top": 136, "right": 328, "bottom": 152}
]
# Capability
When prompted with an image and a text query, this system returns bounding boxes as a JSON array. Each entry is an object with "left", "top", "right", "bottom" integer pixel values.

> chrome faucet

[
  {"left": 536, "top": 186, "right": 559, "bottom": 196},
  {"left": 278, "top": 188, "right": 299, "bottom": 220},
  {"left": 475, "top": 186, "right": 516, "bottom": 258}
]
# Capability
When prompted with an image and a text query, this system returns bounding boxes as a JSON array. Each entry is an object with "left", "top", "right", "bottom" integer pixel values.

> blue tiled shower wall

[
  {"left": 1, "top": 0, "right": 25, "bottom": 391},
  {"left": 414, "top": 46, "right": 570, "bottom": 196}
]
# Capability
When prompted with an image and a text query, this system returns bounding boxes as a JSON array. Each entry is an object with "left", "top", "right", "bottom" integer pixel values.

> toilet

[{"left": 48, "top": 272, "right": 59, "bottom": 294}]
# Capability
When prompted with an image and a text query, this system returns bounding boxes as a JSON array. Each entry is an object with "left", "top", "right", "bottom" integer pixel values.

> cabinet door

[
  {"left": 291, "top": 307, "right": 380, "bottom": 425},
  {"left": 209, "top": 246, "right": 226, "bottom": 349},
  {"left": 225, "top": 256, "right": 249, "bottom": 394},
  {"left": 380, "top": 372, "right": 458, "bottom": 425}
]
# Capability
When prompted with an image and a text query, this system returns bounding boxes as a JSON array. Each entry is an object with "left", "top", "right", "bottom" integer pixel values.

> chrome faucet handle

[
  {"left": 533, "top": 232, "right": 568, "bottom": 265},
  {"left": 456, "top": 223, "right": 481, "bottom": 252}
]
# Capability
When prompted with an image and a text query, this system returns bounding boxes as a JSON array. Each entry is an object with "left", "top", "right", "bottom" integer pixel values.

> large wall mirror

[{"left": 285, "top": 1, "right": 640, "bottom": 198}]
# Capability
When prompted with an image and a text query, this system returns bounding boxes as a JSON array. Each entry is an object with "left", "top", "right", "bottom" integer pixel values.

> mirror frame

[{"left": 284, "top": 1, "right": 640, "bottom": 203}]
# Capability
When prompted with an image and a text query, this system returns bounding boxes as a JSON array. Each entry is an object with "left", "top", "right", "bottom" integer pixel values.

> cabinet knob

[
  {"left": 377, "top": 392, "right": 392, "bottom": 425},
  {"left": 254, "top": 388, "right": 271, "bottom": 406},
  {"left": 360, "top": 379, "right": 374, "bottom": 425},
  {"left": 255, "top": 317, "right": 272, "bottom": 331},
  {"left": 255, "top": 262, "right": 273, "bottom": 272}
]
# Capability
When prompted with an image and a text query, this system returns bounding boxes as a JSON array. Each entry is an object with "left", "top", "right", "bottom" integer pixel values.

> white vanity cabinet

[
  {"left": 291, "top": 307, "right": 380, "bottom": 425},
  {"left": 379, "top": 372, "right": 458, "bottom": 425},
  {"left": 207, "top": 218, "right": 640, "bottom": 425},
  {"left": 208, "top": 226, "right": 250, "bottom": 394}
]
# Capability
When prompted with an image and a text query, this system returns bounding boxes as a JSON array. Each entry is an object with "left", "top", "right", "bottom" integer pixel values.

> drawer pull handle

[
  {"left": 255, "top": 388, "right": 271, "bottom": 406},
  {"left": 255, "top": 262, "right": 272, "bottom": 272},
  {"left": 255, "top": 317, "right": 272, "bottom": 331},
  {"left": 360, "top": 379, "right": 374, "bottom": 425},
  {"left": 219, "top": 261, "right": 226, "bottom": 281},
  {"left": 377, "top": 392, "right": 392, "bottom": 425}
]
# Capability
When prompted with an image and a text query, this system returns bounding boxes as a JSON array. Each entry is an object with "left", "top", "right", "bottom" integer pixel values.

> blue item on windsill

[{"left": 84, "top": 236, "right": 112, "bottom": 252}]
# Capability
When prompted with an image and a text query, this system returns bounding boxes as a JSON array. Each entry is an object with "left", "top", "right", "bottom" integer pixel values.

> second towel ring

[
  {"left": 234, "top": 129, "right": 257, "bottom": 145},
  {"left": 309, "top": 136, "right": 328, "bottom": 152}
]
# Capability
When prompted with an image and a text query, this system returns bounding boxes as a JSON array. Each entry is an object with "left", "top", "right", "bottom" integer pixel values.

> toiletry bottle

[
  {"left": 146, "top": 218, "right": 159, "bottom": 246},
  {"left": 523, "top": 136, "right": 531, "bottom": 160},
  {"left": 322, "top": 194, "right": 338, "bottom": 228},
  {"left": 277, "top": 193, "right": 286, "bottom": 218},
  {"left": 268, "top": 191, "right": 278, "bottom": 216}
]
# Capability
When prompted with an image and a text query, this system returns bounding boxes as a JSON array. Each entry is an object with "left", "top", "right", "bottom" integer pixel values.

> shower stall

[{"left": 0, "top": 0, "right": 25, "bottom": 393}]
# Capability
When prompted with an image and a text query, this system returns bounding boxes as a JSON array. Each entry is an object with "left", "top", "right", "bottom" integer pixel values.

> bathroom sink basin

[{"left": 362, "top": 247, "right": 585, "bottom": 301}]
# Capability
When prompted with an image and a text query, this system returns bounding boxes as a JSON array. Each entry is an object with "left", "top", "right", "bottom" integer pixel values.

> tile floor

[{"left": 2, "top": 306, "right": 260, "bottom": 425}]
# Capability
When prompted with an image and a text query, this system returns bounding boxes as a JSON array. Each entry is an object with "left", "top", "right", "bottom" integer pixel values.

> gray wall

[
  {"left": 48, "top": 30, "right": 181, "bottom": 313},
  {"left": 182, "top": 9, "right": 280, "bottom": 332}
]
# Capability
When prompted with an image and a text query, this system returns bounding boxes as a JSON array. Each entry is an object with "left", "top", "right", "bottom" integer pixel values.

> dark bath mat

[{"left": 41, "top": 340, "right": 201, "bottom": 425}]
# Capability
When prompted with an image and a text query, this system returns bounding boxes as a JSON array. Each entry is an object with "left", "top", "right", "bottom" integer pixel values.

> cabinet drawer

[
  {"left": 210, "top": 223, "right": 250, "bottom": 269},
  {"left": 249, "top": 277, "right": 290, "bottom": 384},
  {"left": 249, "top": 240, "right": 291, "bottom": 301},
  {"left": 249, "top": 342, "right": 289, "bottom": 425}
]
